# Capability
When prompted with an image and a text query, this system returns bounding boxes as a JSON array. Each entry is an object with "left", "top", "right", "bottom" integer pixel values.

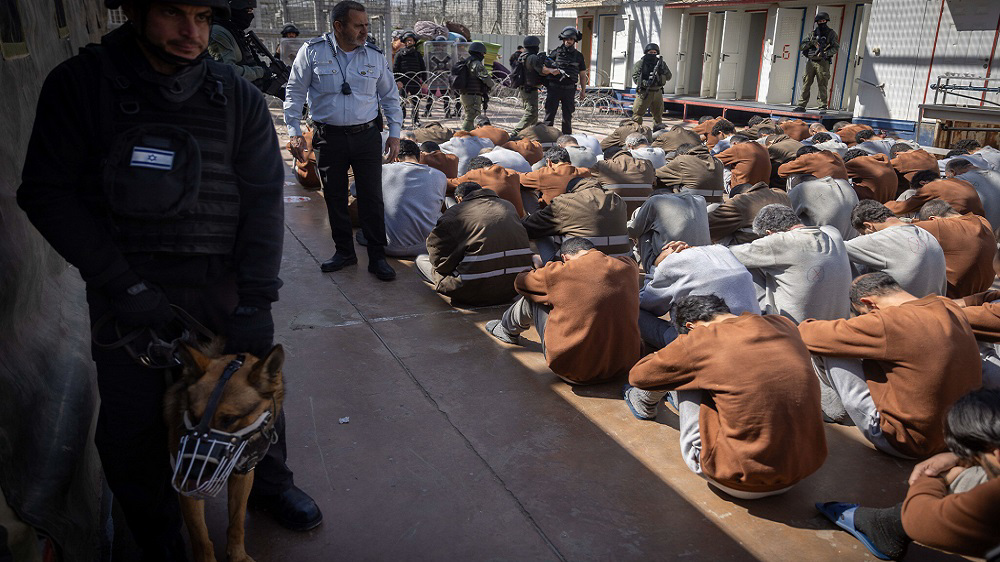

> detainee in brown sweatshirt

[
  {"left": 885, "top": 177, "right": 986, "bottom": 219},
  {"left": 912, "top": 202, "right": 996, "bottom": 298},
  {"left": 503, "top": 139, "right": 545, "bottom": 165},
  {"left": 798, "top": 273, "right": 982, "bottom": 459},
  {"left": 447, "top": 159, "right": 525, "bottom": 217},
  {"left": 626, "top": 296, "right": 827, "bottom": 496},
  {"left": 845, "top": 151, "right": 897, "bottom": 203},
  {"left": 487, "top": 241, "right": 641, "bottom": 384},
  {"left": 890, "top": 148, "right": 939, "bottom": 194},
  {"left": 779, "top": 119, "right": 811, "bottom": 141},
  {"left": 519, "top": 160, "right": 592, "bottom": 206},
  {"left": 716, "top": 139, "right": 772, "bottom": 188},
  {"left": 420, "top": 147, "right": 460, "bottom": 179},
  {"left": 707, "top": 182, "right": 791, "bottom": 244},
  {"left": 777, "top": 150, "right": 849, "bottom": 180}
]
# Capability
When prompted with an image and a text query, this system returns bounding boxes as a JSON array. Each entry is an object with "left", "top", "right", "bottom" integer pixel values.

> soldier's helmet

[
  {"left": 105, "top": 0, "right": 230, "bottom": 18},
  {"left": 523, "top": 36, "right": 541, "bottom": 48},
  {"left": 644, "top": 43, "right": 660, "bottom": 54},
  {"left": 558, "top": 26, "right": 583, "bottom": 41},
  {"left": 815, "top": 12, "right": 830, "bottom": 22},
  {"left": 281, "top": 24, "right": 300, "bottom": 36},
  {"left": 468, "top": 42, "right": 487, "bottom": 55}
]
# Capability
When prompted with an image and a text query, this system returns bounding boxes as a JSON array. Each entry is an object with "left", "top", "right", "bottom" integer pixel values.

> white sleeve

[{"left": 283, "top": 43, "right": 312, "bottom": 138}]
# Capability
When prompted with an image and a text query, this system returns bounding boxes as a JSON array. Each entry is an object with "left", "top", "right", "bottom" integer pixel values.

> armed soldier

[
  {"left": 452, "top": 41, "right": 495, "bottom": 131},
  {"left": 394, "top": 31, "right": 427, "bottom": 127},
  {"left": 274, "top": 23, "right": 299, "bottom": 58},
  {"left": 544, "top": 26, "right": 588, "bottom": 134},
  {"left": 511, "top": 35, "right": 559, "bottom": 137},
  {"left": 630, "top": 43, "right": 671, "bottom": 126},
  {"left": 209, "top": 0, "right": 287, "bottom": 97},
  {"left": 794, "top": 12, "right": 839, "bottom": 112}
]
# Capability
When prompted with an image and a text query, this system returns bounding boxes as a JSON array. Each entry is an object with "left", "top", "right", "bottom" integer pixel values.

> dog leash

[{"left": 91, "top": 304, "right": 216, "bottom": 368}]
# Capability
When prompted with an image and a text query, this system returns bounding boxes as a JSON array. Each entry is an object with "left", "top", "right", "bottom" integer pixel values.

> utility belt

[{"left": 314, "top": 118, "right": 378, "bottom": 135}]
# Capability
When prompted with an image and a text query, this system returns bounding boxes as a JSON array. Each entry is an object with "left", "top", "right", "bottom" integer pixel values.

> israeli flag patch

[{"left": 130, "top": 147, "right": 175, "bottom": 170}]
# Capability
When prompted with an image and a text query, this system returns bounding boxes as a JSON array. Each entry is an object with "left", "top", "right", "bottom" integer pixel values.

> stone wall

[{"left": 0, "top": 0, "right": 108, "bottom": 559}]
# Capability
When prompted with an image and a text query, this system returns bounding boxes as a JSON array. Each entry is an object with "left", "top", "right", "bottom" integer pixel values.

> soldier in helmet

[
  {"left": 452, "top": 41, "right": 495, "bottom": 131},
  {"left": 544, "top": 26, "right": 588, "bottom": 134},
  {"left": 794, "top": 12, "right": 839, "bottom": 112},
  {"left": 281, "top": 23, "right": 300, "bottom": 38},
  {"left": 511, "top": 35, "right": 560, "bottom": 137},
  {"left": 630, "top": 43, "right": 671, "bottom": 126},
  {"left": 393, "top": 30, "right": 427, "bottom": 126},
  {"left": 208, "top": 0, "right": 268, "bottom": 85},
  {"left": 17, "top": 0, "right": 323, "bottom": 557}
]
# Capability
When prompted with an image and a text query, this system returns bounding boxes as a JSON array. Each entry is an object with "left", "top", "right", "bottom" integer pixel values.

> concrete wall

[{"left": 0, "top": 0, "right": 108, "bottom": 559}]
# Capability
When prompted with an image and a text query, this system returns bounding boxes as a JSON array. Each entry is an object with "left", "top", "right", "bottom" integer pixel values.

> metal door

[
  {"left": 839, "top": 3, "right": 870, "bottom": 112},
  {"left": 764, "top": 7, "right": 806, "bottom": 105},
  {"left": 716, "top": 11, "right": 747, "bottom": 100},
  {"left": 675, "top": 12, "right": 691, "bottom": 95},
  {"left": 610, "top": 17, "right": 635, "bottom": 89},
  {"left": 701, "top": 12, "right": 723, "bottom": 97}
]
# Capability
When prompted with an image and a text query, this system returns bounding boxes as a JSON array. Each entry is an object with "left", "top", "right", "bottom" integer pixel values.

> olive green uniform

[
  {"left": 630, "top": 57, "right": 671, "bottom": 125},
  {"left": 796, "top": 27, "right": 839, "bottom": 110},
  {"left": 459, "top": 58, "right": 495, "bottom": 131}
]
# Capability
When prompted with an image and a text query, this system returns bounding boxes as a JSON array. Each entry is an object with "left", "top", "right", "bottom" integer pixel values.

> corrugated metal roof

[{"left": 549, "top": 0, "right": 622, "bottom": 7}]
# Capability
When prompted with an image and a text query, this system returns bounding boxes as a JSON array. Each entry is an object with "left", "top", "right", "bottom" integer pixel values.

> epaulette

[
  {"left": 306, "top": 36, "right": 325, "bottom": 45},
  {"left": 366, "top": 42, "right": 384, "bottom": 54}
]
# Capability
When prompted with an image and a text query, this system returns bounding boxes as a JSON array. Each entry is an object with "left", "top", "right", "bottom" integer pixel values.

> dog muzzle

[{"left": 170, "top": 355, "right": 278, "bottom": 499}]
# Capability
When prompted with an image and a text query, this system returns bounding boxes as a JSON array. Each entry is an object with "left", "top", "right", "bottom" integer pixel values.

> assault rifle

[
  {"left": 542, "top": 55, "right": 574, "bottom": 83},
  {"left": 246, "top": 30, "right": 291, "bottom": 98}
]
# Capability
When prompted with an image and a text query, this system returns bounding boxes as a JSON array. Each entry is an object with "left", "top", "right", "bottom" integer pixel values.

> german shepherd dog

[{"left": 165, "top": 343, "right": 285, "bottom": 562}]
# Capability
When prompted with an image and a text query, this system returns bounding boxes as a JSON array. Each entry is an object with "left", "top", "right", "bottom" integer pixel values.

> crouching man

[
  {"left": 485, "top": 237, "right": 641, "bottom": 385},
  {"left": 416, "top": 182, "right": 533, "bottom": 306},
  {"left": 624, "top": 295, "right": 827, "bottom": 499}
]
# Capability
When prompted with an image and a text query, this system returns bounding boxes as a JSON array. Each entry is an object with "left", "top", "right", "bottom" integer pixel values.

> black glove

[
  {"left": 223, "top": 306, "right": 274, "bottom": 358},
  {"left": 108, "top": 281, "right": 176, "bottom": 329}
]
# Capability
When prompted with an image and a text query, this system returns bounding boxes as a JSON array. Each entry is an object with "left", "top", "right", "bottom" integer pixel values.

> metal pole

[
  {"left": 384, "top": 0, "right": 392, "bottom": 53},
  {"left": 313, "top": 0, "right": 322, "bottom": 30}
]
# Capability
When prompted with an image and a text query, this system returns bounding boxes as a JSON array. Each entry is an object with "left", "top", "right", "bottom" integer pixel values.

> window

[
  {"left": 0, "top": 0, "right": 28, "bottom": 60},
  {"left": 54, "top": 0, "right": 69, "bottom": 39}
]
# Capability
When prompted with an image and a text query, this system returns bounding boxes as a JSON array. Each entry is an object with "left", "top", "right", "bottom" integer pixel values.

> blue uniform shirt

[{"left": 284, "top": 34, "right": 402, "bottom": 138}]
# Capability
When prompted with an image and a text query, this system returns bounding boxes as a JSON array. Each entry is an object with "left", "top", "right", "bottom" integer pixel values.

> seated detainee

[
  {"left": 482, "top": 146, "right": 532, "bottom": 173},
  {"left": 855, "top": 129, "right": 896, "bottom": 156},
  {"left": 380, "top": 140, "right": 448, "bottom": 257},
  {"left": 799, "top": 272, "right": 982, "bottom": 459},
  {"left": 592, "top": 148, "right": 655, "bottom": 215},
  {"left": 416, "top": 182, "right": 533, "bottom": 306},
  {"left": 887, "top": 169, "right": 986, "bottom": 222},
  {"left": 808, "top": 132, "right": 848, "bottom": 158},
  {"left": 522, "top": 177, "right": 630, "bottom": 261},
  {"left": 623, "top": 295, "right": 827, "bottom": 499},
  {"left": 625, "top": 133, "right": 667, "bottom": 169},
  {"left": 889, "top": 143, "right": 939, "bottom": 190},
  {"left": 536, "top": 135, "right": 597, "bottom": 170},
  {"left": 628, "top": 191, "right": 710, "bottom": 272},
  {"left": 440, "top": 131, "right": 494, "bottom": 175},
  {"left": 708, "top": 182, "right": 792, "bottom": 245},
  {"left": 765, "top": 133, "right": 805, "bottom": 190},
  {"left": 789, "top": 176, "right": 860, "bottom": 240},
  {"left": 914, "top": 200, "right": 995, "bottom": 298},
  {"left": 654, "top": 143, "right": 726, "bottom": 204},
  {"left": 957, "top": 286, "right": 1000, "bottom": 389},
  {"left": 716, "top": 134, "right": 772, "bottom": 189},
  {"left": 691, "top": 116, "right": 722, "bottom": 147},
  {"left": 836, "top": 123, "right": 872, "bottom": 147},
  {"left": 519, "top": 147, "right": 592, "bottom": 207},
  {"left": 412, "top": 121, "right": 455, "bottom": 144},
  {"left": 468, "top": 117, "right": 510, "bottom": 147},
  {"left": 708, "top": 119, "right": 736, "bottom": 155},
  {"left": 600, "top": 119, "right": 652, "bottom": 152},
  {"left": 807, "top": 122, "right": 842, "bottom": 143},
  {"left": 844, "top": 147, "right": 897, "bottom": 203},
  {"left": 570, "top": 132, "right": 603, "bottom": 158},
  {"left": 816, "top": 388, "right": 1000, "bottom": 561},
  {"left": 730, "top": 204, "right": 852, "bottom": 323},
  {"left": 419, "top": 141, "right": 460, "bottom": 179},
  {"left": 847, "top": 200, "right": 947, "bottom": 297},
  {"left": 485, "top": 237, "right": 641, "bottom": 385},
  {"left": 948, "top": 157, "right": 1000, "bottom": 231},
  {"left": 778, "top": 118, "right": 812, "bottom": 142},
  {"left": 777, "top": 146, "right": 849, "bottom": 183},
  {"left": 448, "top": 156, "right": 525, "bottom": 217},
  {"left": 516, "top": 123, "right": 562, "bottom": 147},
  {"left": 637, "top": 243, "right": 759, "bottom": 350},
  {"left": 651, "top": 124, "right": 702, "bottom": 152},
  {"left": 502, "top": 138, "right": 545, "bottom": 166}
]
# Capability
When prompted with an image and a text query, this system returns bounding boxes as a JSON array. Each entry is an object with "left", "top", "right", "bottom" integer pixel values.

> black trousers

[
  {"left": 543, "top": 86, "right": 576, "bottom": 134},
  {"left": 88, "top": 273, "right": 292, "bottom": 561},
  {"left": 314, "top": 124, "right": 385, "bottom": 260}
]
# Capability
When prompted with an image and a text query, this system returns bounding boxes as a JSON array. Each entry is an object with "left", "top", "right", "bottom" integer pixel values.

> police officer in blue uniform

[
  {"left": 18, "top": 0, "right": 322, "bottom": 557},
  {"left": 285, "top": 0, "right": 403, "bottom": 281}
]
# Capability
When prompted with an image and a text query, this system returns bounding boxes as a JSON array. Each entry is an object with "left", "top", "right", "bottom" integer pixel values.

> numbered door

[
  {"left": 716, "top": 11, "right": 747, "bottom": 100},
  {"left": 610, "top": 17, "right": 635, "bottom": 89},
  {"left": 675, "top": 12, "right": 691, "bottom": 95},
  {"left": 764, "top": 7, "right": 806, "bottom": 105},
  {"left": 701, "top": 12, "right": 724, "bottom": 97}
]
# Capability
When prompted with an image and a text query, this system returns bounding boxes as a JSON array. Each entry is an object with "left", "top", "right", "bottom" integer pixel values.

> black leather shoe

[
  {"left": 368, "top": 258, "right": 396, "bottom": 281},
  {"left": 249, "top": 486, "right": 323, "bottom": 532},
  {"left": 320, "top": 253, "right": 357, "bottom": 272}
]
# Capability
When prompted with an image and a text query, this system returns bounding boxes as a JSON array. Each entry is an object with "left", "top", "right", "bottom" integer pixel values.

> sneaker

[
  {"left": 793, "top": 106, "right": 806, "bottom": 112},
  {"left": 622, "top": 384, "right": 657, "bottom": 421},
  {"left": 485, "top": 320, "right": 520, "bottom": 344}
]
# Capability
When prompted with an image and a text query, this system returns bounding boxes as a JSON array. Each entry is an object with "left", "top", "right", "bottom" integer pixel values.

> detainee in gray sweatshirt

[
  {"left": 729, "top": 205, "right": 852, "bottom": 324},
  {"left": 381, "top": 160, "right": 448, "bottom": 257},
  {"left": 628, "top": 191, "right": 711, "bottom": 272},
  {"left": 788, "top": 177, "right": 859, "bottom": 241}
]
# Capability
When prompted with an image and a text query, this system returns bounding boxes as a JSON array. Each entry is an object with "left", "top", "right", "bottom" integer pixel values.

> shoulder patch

[{"left": 366, "top": 42, "right": 384, "bottom": 54}]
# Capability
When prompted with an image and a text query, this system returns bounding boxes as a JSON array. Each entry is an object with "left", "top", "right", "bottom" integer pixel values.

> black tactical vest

[
  {"left": 91, "top": 45, "right": 242, "bottom": 256},
  {"left": 524, "top": 52, "right": 543, "bottom": 87},
  {"left": 550, "top": 45, "right": 582, "bottom": 86},
  {"left": 216, "top": 20, "right": 255, "bottom": 64}
]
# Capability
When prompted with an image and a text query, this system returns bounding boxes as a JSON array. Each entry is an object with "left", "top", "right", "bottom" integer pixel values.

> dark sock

[{"left": 853, "top": 504, "right": 910, "bottom": 560}]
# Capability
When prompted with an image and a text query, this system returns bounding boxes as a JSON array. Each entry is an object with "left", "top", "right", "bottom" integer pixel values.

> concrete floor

[{"left": 191, "top": 120, "right": 969, "bottom": 562}]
